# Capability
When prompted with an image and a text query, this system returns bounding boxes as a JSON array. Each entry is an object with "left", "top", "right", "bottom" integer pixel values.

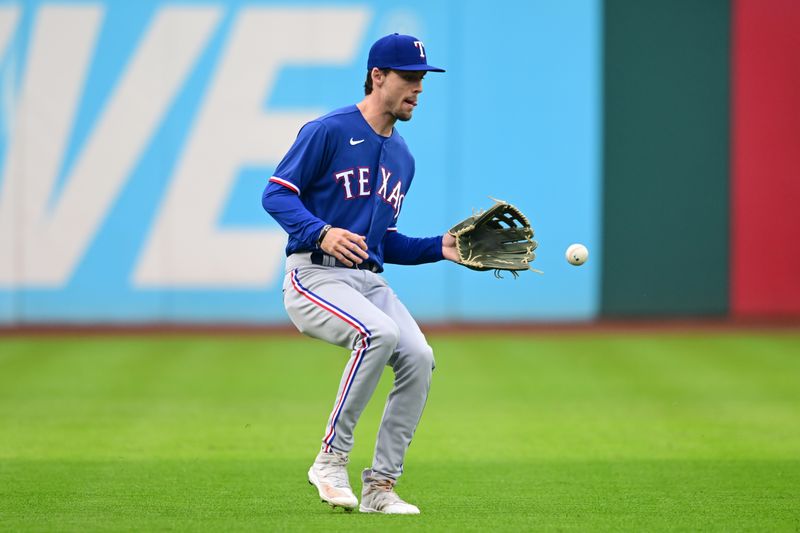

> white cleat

[
  {"left": 307, "top": 450, "right": 358, "bottom": 511},
  {"left": 359, "top": 469, "right": 420, "bottom": 515}
]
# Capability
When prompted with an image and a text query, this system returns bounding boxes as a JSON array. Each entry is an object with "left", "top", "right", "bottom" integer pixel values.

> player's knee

[
  {"left": 370, "top": 320, "right": 401, "bottom": 353},
  {"left": 410, "top": 344, "right": 436, "bottom": 375}
]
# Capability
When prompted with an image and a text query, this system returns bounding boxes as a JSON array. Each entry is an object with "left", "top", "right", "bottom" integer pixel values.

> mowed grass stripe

[
  {"left": 2, "top": 459, "right": 797, "bottom": 531},
  {"left": 1, "top": 333, "right": 798, "bottom": 531}
]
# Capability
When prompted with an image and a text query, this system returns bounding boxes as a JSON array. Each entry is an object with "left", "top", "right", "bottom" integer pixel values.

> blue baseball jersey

[{"left": 262, "top": 105, "right": 442, "bottom": 271}]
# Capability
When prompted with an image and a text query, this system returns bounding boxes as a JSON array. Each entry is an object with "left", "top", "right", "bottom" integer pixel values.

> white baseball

[{"left": 566, "top": 243, "right": 589, "bottom": 266}]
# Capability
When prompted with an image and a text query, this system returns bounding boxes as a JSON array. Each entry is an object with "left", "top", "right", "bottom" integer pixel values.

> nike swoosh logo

[{"left": 349, "top": 138, "right": 365, "bottom": 146}]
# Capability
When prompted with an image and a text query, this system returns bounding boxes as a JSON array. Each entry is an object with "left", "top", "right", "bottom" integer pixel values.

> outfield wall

[
  {"left": 0, "top": 1, "right": 601, "bottom": 324},
  {"left": 601, "top": 0, "right": 731, "bottom": 317},
  {"left": 601, "top": 0, "right": 800, "bottom": 320},
  {"left": 731, "top": 0, "right": 800, "bottom": 317},
  {"left": 0, "top": 0, "right": 798, "bottom": 325}
]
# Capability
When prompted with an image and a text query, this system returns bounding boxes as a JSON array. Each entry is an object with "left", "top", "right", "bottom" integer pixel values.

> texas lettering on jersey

[
  {"left": 333, "top": 166, "right": 404, "bottom": 218},
  {"left": 263, "top": 105, "right": 416, "bottom": 255},
  {"left": 262, "top": 104, "right": 443, "bottom": 268}
]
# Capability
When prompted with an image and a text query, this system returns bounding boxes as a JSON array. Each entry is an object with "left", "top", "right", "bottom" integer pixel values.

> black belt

[{"left": 310, "top": 251, "right": 380, "bottom": 273}]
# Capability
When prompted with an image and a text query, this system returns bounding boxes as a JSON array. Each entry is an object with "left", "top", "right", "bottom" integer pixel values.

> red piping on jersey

[{"left": 269, "top": 176, "right": 300, "bottom": 194}]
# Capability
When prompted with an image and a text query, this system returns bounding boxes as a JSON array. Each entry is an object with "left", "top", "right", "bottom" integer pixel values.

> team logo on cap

[{"left": 413, "top": 41, "right": 426, "bottom": 58}]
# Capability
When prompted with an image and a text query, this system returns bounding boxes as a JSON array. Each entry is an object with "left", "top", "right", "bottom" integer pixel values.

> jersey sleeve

[
  {"left": 262, "top": 184, "right": 326, "bottom": 250},
  {"left": 262, "top": 120, "right": 332, "bottom": 249},
  {"left": 382, "top": 230, "right": 444, "bottom": 265},
  {"left": 267, "top": 120, "right": 331, "bottom": 195}
]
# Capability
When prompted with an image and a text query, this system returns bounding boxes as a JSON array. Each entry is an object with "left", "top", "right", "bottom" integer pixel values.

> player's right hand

[{"left": 321, "top": 228, "right": 369, "bottom": 267}]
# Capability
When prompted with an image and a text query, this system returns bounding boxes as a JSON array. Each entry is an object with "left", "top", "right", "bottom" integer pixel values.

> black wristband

[{"left": 316, "top": 224, "right": 332, "bottom": 247}]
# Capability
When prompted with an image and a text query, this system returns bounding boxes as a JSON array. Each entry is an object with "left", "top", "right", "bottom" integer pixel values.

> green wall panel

[{"left": 602, "top": 0, "right": 730, "bottom": 316}]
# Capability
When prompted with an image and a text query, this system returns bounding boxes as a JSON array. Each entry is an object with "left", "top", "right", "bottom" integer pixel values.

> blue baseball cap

[{"left": 367, "top": 33, "right": 445, "bottom": 73}]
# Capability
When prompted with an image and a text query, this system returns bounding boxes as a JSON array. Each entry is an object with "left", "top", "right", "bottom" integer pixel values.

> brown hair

[{"left": 364, "top": 68, "right": 391, "bottom": 95}]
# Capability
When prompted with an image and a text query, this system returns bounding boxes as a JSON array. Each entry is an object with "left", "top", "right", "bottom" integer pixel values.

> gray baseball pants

[{"left": 282, "top": 253, "right": 435, "bottom": 480}]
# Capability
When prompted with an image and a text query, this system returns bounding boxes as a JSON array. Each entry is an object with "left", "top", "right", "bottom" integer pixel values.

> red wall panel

[{"left": 732, "top": 0, "right": 800, "bottom": 316}]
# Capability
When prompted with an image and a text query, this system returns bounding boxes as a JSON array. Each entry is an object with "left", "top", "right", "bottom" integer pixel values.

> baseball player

[{"left": 262, "top": 33, "right": 456, "bottom": 514}]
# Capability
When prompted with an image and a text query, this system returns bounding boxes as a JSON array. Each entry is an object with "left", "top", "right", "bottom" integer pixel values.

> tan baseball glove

[{"left": 448, "top": 199, "right": 540, "bottom": 278}]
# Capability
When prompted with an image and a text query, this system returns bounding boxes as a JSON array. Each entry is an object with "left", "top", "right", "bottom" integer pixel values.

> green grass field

[{"left": 1, "top": 331, "right": 799, "bottom": 531}]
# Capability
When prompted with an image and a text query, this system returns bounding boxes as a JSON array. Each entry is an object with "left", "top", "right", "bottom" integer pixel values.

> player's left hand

[{"left": 442, "top": 233, "right": 458, "bottom": 262}]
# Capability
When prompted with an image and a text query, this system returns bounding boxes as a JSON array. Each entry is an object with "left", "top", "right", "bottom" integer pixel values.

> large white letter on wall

[
  {"left": 134, "top": 8, "right": 369, "bottom": 288},
  {"left": 0, "top": 6, "right": 19, "bottom": 61},
  {"left": 0, "top": 5, "right": 103, "bottom": 286},
  {"left": 0, "top": 6, "right": 221, "bottom": 287}
]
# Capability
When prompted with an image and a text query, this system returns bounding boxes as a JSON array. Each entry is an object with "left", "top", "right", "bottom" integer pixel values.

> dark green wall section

[{"left": 601, "top": 0, "right": 730, "bottom": 316}]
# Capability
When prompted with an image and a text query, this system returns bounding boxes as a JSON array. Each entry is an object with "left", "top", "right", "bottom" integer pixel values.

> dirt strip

[{"left": 1, "top": 318, "right": 798, "bottom": 338}]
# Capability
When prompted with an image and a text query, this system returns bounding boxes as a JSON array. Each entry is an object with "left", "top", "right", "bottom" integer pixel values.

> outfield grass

[{"left": 1, "top": 332, "right": 799, "bottom": 531}]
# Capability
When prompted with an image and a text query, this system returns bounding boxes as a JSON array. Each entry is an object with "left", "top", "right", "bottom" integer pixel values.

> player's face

[{"left": 381, "top": 70, "right": 425, "bottom": 122}]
